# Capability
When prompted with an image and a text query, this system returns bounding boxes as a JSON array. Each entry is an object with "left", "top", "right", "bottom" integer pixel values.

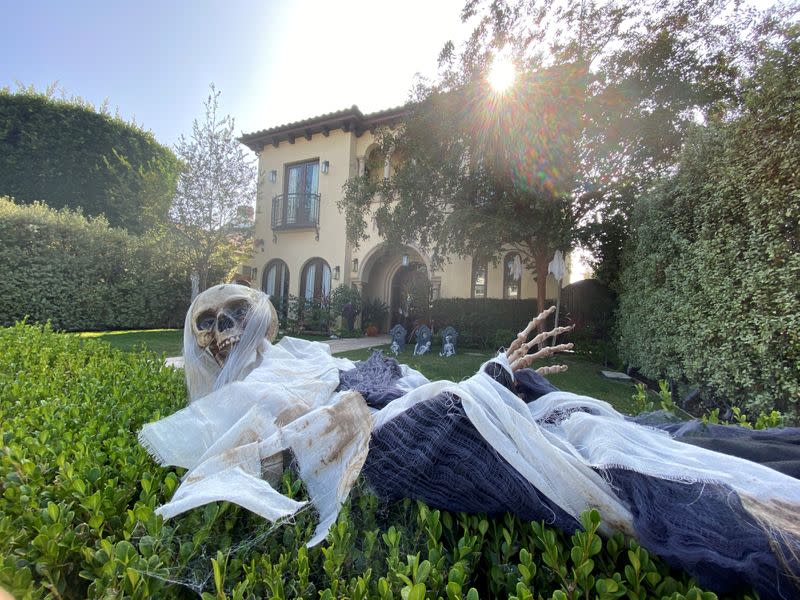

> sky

[{"left": 1, "top": 0, "right": 469, "bottom": 146}]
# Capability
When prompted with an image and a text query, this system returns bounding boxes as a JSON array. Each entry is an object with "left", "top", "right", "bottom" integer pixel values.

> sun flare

[{"left": 488, "top": 54, "right": 516, "bottom": 92}]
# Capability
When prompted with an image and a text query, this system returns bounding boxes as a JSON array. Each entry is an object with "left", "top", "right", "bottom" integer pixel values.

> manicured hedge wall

[
  {"left": 0, "top": 90, "right": 180, "bottom": 233},
  {"left": 616, "top": 36, "right": 800, "bottom": 419},
  {"left": 431, "top": 298, "right": 553, "bottom": 348},
  {"left": 0, "top": 323, "right": 718, "bottom": 599},
  {"left": 0, "top": 197, "right": 189, "bottom": 330}
]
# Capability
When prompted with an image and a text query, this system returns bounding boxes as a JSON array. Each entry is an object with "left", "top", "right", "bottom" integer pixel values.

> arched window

[
  {"left": 471, "top": 257, "right": 488, "bottom": 299},
  {"left": 262, "top": 259, "right": 289, "bottom": 313},
  {"left": 503, "top": 252, "right": 522, "bottom": 299},
  {"left": 300, "top": 258, "right": 331, "bottom": 302}
]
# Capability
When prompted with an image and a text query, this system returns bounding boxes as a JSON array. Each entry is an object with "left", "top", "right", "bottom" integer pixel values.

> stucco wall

[{"left": 252, "top": 129, "right": 354, "bottom": 296}]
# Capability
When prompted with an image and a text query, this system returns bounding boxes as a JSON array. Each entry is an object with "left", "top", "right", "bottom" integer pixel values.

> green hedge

[
  {"left": 616, "top": 32, "right": 800, "bottom": 420},
  {"left": 0, "top": 89, "right": 180, "bottom": 233},
  {"left": 0, "top": 323, "right": 720, "bottom": 599},
  {"left": 431, "top": 298, "right": 554, "bottom": 348},
  {"left": 0, "top": 197, "right": 190, "bottom": 330}
]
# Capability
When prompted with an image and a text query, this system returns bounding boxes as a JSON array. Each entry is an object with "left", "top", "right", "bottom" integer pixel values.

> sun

[{"left": 488, "top": 53, "right": 516, "bottom": 92}]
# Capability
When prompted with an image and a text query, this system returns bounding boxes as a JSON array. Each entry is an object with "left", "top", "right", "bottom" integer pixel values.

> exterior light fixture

[
  {"left": 333, "top": 266, "right": 340, "bottom": 280},
  {"left": 402, "top": 254, "right": 409, "bottom": 266},
  {"left": 352, "top": 258, "right": 358, "bottom": 272},
  {"left": 321, "top": 160, "right": 330, "bottom": 174},
  {"left": 268, "top": 170, "right": 277, "bottom": 183}
]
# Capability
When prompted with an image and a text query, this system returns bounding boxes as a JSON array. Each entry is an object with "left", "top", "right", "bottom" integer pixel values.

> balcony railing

[{"left": 271, "top": 193, "right": 320, "bottom": 231}]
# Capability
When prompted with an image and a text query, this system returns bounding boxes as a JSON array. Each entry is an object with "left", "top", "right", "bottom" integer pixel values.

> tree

[
  {"left": 0, "top": 85, "right": 180, "bottom": 233},
  {"left": 340, "top": 0, "right": 770, "bottom": 310},
  {"left": 169, "top": 85, "right": 256, "bottom": 292}
]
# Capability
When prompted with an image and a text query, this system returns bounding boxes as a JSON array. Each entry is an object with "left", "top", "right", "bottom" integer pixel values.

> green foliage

[
  {"left": 330, "top": 284, "right": 363, "bottom": 317},
  {"left": 0, "top": 197, "right": 189, "bottom": 330},
  {"left": 0, "top": 324, "right": 723, "bottom": 598},
  {"left": 616, "top": 27, "right": 800, "bottom": 420},
  {"left": 169, "top": 85, "right": 256, "bottom": 291},
  {"left": 361, "top": 297, "right": 389, "bottom": 332},
  {"left": 431, "top": 298, "right": 552, "bottom": 348},
  {"left": 0, "top": 87, "right": 180, "bottom": 233},
  {"left": 279, "top": 295, "right": 331, "bottom": 334}
]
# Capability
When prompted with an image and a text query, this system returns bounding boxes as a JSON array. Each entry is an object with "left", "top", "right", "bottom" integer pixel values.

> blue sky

[{"left": 2, "top": 0, "right": 468, "bottom": 147}]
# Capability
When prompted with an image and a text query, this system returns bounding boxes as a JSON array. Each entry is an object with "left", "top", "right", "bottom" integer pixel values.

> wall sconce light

[
  {"left": 352, "top": 258, "right": 358, "bottom": 272},
  {"left": 321, "top": 160, "right": 330, "bottom": 174},
  {"left": 402, "top": 254, "right": 409, "bottom": 266},
  {"left": 268, "top": 170, "right": 277, "bottom": 183},
  {"left": 333, "top": 265, "right": 340, "bottom": 280}
]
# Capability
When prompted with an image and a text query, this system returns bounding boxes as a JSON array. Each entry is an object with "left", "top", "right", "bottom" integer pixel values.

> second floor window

[{"left": 285, "top": 160, "right": 319, "bottom": 225}]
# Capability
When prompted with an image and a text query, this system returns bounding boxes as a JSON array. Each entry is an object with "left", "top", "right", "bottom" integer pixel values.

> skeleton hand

[{"left": 505, "top": 307, "right": 574, "bottom": 374}]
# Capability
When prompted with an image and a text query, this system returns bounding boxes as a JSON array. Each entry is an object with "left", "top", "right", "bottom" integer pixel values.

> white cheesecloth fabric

[{"left": 140, "top": 339, "right": 800, "bottom": 545}]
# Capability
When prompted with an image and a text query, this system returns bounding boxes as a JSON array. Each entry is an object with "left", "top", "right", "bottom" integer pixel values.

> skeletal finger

[
  {"left": 506, "top": 306, "right": 557, "bottom": 357},
  {"left": 536, "top": 364, "right": 568, "bottom": 376},
  {"left": 508, "top": 326, "right": 575, "bottom": 363},
  {"left": 528, "top": 325, "right": 574, "bottom": 349},
  {"left": 511, "top": 343, "right": 574, "bottom": 372}
]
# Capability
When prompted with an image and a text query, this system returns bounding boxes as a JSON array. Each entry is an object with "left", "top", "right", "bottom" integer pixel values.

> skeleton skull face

[{"left": 190, "top": 284, "right": 277, "bottom": 366}]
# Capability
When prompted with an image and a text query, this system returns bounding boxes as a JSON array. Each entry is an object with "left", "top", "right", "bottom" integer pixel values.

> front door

[{"left": 390, "top": 262, "right": 430, "bottom": 330}]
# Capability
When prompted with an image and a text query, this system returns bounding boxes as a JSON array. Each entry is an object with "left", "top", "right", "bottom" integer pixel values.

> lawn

[
  {"left": 74, "top": 329, "right": 332, "bottom": 356},
  {"left": 75, "top": 328, "right": 183, "bottom": 354}
]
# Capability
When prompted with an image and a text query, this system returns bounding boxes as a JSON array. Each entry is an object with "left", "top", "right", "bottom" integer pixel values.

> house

[{"left": 238, "top": 104, "right": 566, "bottom": 331}]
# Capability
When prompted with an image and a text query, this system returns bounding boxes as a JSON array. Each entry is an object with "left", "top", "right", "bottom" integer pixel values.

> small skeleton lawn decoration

[{"left": 140, "top": 285, "right": 800, "bottom": 599}]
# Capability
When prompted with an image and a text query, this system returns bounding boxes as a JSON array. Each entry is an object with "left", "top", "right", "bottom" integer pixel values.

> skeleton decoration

[
  {"left": 183, "top": 284, "right": 278, "bottom": 400},
  {"left": 388, "top": 324, "right": 406, "bottom": 355},
  {"left": 412, "top": 324, "right": 432, "bottom": 356},
  {"left": 439, "top": 326, "right": 458, "bottom": 357},
  {"left": 140, "top": 289, "right": 800, "bottom": 599}
]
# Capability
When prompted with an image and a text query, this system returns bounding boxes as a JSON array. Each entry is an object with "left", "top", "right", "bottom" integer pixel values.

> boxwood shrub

[{"left": 0, "top": 323, "right": 722, "bottom": 599}]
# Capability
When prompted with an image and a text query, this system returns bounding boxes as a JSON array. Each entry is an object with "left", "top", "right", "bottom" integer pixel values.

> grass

[
  {"left": 73, "top": 329, "right": 333, "bottom": 356},
  {"left": 74, "top": 328, "right": 183, "bottom": 354},
  {"left": 339, "top": 346, "right": 639, "bottom": 414},
  {"left": 73, "top": 329, "right": 639, "bottom": 413}
]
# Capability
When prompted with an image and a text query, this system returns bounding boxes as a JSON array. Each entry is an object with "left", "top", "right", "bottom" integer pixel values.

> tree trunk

[
  {"left": 534, "top": 250, "right": 550, "bottom": 343},
  {"left": 534, "top": 250, "right": 549, "bottom": 317}
]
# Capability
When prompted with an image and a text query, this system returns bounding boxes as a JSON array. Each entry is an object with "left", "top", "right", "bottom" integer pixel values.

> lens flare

[{"left": 488, "top": 55, "right": 516, "bottom": 92}]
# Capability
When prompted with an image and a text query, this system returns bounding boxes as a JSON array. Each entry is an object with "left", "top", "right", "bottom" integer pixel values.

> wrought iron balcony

[{"left": 271, "top": 193, "right": 320, "bottom": 230}]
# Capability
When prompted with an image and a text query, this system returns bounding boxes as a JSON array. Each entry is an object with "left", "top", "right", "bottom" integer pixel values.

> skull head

[{"left": 189, "top": 284, "right": 277, "bottom": 366}]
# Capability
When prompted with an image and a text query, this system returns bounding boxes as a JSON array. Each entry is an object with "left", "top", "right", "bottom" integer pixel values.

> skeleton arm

[{"left": 504, "top": 307, "right": 574, "bottom": 375}]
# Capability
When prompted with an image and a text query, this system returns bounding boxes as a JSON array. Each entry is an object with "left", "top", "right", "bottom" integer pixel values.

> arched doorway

[{"left": 390, "top": 261, "right": 430, "bottom": 331}]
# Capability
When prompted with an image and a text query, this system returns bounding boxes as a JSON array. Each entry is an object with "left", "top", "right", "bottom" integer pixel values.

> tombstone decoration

[
  {"left": 439, "top": 326, "right": 458, "bottom": 357},
  {"left": 389, "top": 324, "right": 407, "bottom": 355},
  {"left": 413, "top": 325, "right": 432, "bottom": 356}
]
